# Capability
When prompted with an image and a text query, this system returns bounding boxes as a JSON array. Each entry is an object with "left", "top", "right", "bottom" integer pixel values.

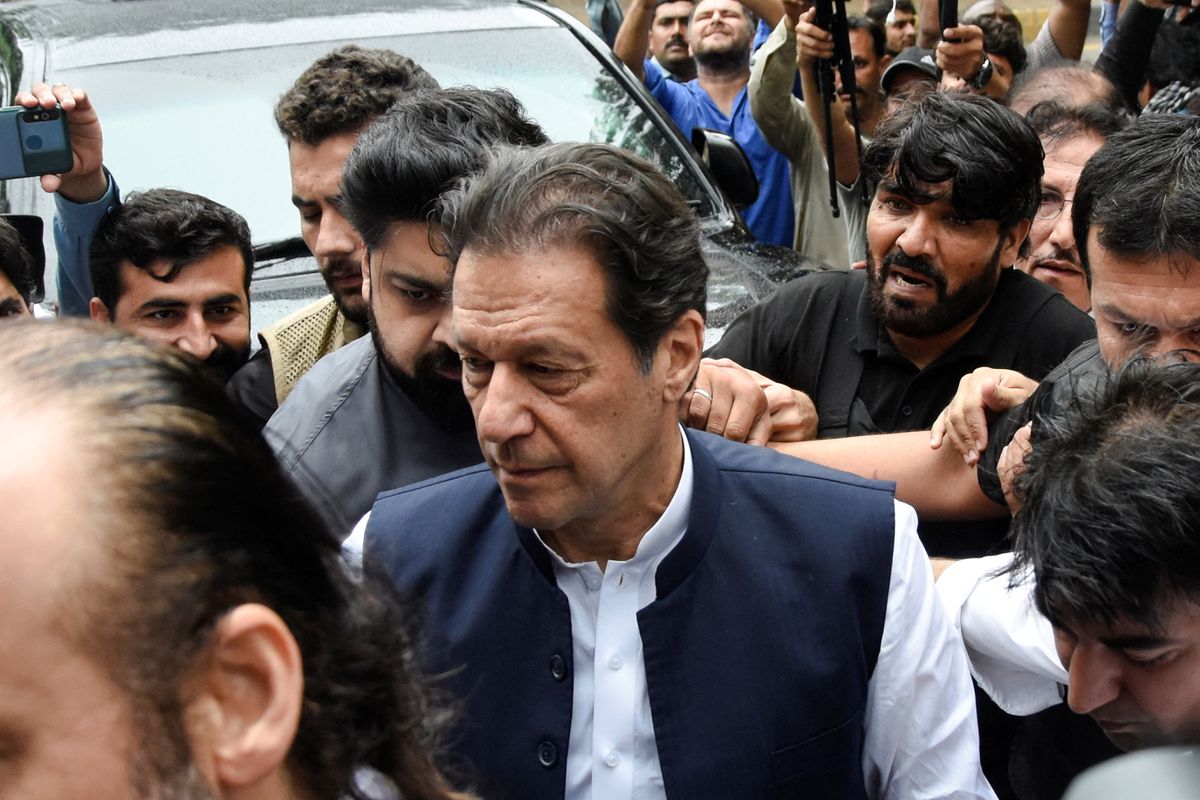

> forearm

[
  {"left": 750, "top": 21, "right": 810, "bottom": 155},
  {"left": 1047, "top": 0, "right": 1092, "bottom": 61},
  {"left": 919, "top": 0, "right": 943, "bottom": 47},
  {"left": 741, "top": 0, "right": 786, "bottom": 29},
  {"left": 612, "top": 0, "right": 652, "bottom": 81},
  {"left": 1094, "top": 0, "right": 1165, "bottom": 110},
  {"left": 53, "top": 169, "right": 117, "bottom": 316},
  {"left": 771, "top": 430, "right": 1010, "bottom": 521}
]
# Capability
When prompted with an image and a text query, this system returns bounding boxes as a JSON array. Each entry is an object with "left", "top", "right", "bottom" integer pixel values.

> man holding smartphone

[{"left": 20, "top": 46, "right": 435, "bottom": 411}]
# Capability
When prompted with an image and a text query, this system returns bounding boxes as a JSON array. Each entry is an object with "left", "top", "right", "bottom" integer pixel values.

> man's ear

[
  {"left": 1000, "top": 218, "right": 1032, "bottom": 267},
  {"left": 185, "top": 604, "right": 304, "bottom": 795},
  {"left": 361, "top": 249, "right": 372, "bottom": 304},
  {"left": 880, "top": 53, "right": 893, "bottom": 72},
  {"left": 659, "top": 309, "right": 705, "bottom": 404},
  {"left": 89, "top": 297, "right": 111, "bottom": 322}
]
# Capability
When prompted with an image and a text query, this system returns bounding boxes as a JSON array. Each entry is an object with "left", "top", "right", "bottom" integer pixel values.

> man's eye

[
  {"left": 1119, "top": 322, "right": 1151, "bottom": 337},
  {"left": 147, "top": 309, "right": 177, "bottom": 321},
  {"left": 401, "top": 289, "right": 431, "bottom": 302},
  {"left": 945, "top": 215, "right": 972, "bottom": 228},
  {"left": 206, "top": 306, "right": 235, "bottom": 318},
  {"left": 1125, "top": 650, "right": 1175, "bottom": 668},
  {"left": 880, "top": 197, "right": 909, "bottom": 212}
]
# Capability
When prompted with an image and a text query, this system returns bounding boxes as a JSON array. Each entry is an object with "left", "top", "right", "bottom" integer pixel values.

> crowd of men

[{"left": 3, "top": 0, "right": 1200, "bottom": 797}]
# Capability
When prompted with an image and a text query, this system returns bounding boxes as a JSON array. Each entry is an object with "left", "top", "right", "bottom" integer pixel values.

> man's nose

[
  {"left": 895, "top": 211, "right": 938, "bottom": 260},
  {"left": 174, "top": 317, "right": 218, "bottom": 361},
  {"left": 474, "top": 364, "right": 535, "bottom": 446},
  {"left": 1047, "top": 199, "right": 1077, "bottom": 253},
  {"left": 1065, "top": 644, "right": 1122, "bottom": 717},
  {"left": 313, "top": 207, "right": 360, "bottom": 261}
]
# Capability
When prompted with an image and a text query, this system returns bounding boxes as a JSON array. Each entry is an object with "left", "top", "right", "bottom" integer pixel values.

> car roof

[{"left": 3, "top": 0, "right": 552, "bottom": 69}]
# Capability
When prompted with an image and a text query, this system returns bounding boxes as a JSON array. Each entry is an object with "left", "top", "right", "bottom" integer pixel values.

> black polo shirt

[{"left": 709, "top": 267, "right": 1096, "bottom": 438}]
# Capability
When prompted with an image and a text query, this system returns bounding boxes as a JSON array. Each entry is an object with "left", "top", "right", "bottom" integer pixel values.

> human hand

[
  {"left": 929, "top": 368, "right": 1038, "bottom": 465},
  {"left": 783, "top": 0, "right": 807, "bottom": 28},
  {"left": 683, "top": 357, "right": 773, "bottom": 445},
  {"left": 795, "top": 7, "right": 834, "bottom": 67},
  {"left": 749, "top": 368, "right": 818, "bottom": 442},
  {"left": 14, "top": 83, "right": 107, "bottom": 202},
  {"left": 998, "top": 421, "right": 1033, "bottom": 514},
  {"left": 935, "top": 24, "right": 985, "bottom": 83}
]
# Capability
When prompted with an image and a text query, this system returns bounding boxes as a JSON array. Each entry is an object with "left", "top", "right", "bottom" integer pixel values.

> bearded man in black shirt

[{"left": 708, "top": 91, "right": 1095, "bottom": 440}]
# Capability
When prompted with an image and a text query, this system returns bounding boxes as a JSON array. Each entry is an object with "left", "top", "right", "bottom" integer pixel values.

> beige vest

[{"left": 259, "top": 295, "right": 365, "bottom": 406}]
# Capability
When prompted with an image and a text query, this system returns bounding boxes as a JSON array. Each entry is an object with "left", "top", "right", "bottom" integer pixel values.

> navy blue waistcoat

[{"left": 367, "top": 430, "right": 895, "bottom": 800}]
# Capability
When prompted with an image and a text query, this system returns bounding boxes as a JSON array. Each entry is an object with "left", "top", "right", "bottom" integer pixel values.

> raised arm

[
  {"left": 919, "top": 0, "right": 943, "bottom": 47},
  {"left": 796, "top": 7, "right": 862, "bottom": 186},
  {"left": 612, "top": 0, "right": 654, "bottom": 82},
  {"left": 749, "top": 6, "right": 816, "bottom": 160},
  {"left": 15, "top": 82, "right": 112, "bottom": 316},
  {"left": 1045, "top": 0, "right": 1093, "bottom": 61},
  {"left": 741, "top": 0, "right": 787, "bottom": 29}
]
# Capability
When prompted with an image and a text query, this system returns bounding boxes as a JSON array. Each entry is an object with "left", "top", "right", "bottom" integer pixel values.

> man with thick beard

[
  {"left": 263, "top": 87, "right": 548, "bottom": 538},
  {"left": 707, "top": 91, "right": 1094, "bottom": 441}
]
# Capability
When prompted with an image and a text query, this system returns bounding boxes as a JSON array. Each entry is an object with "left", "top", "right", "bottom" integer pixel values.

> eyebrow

[
  {"left": 1097, "top": 303, "right": 1200, "bottom": 331},
  {"left": 1100, "top": 634, "right": 1176, "bottom": 651},
  {"left": 878, "top": 180, "right": 948, "bottom": 205},
  {"left": 135, "top": 294, "right": 244, "bottom": 314},
  {"left": 385, "top": 270, "right": 449, "bottom": 294}
]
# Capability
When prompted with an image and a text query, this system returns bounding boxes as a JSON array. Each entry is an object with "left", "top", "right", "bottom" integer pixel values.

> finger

[
  {"left": 704, "top": 386, "right": 737, "bottom": 439},
  {"left": 945, "top": 406, "right": 978, "bottom": 464},
  {"left": 930, "top": 409, "right": 948, "bottom": 449},
  {"left": 684, "top": 387, "right": 714, "bottom": 430},
  {"left": 39, "top": 174, "right": 62, "bottom": 194},
  {"left": 745, "top": 406, "right": 773, "bottom": 447},
  {"left": 850, "top": 260, "right": 867, "bottom": 270}
]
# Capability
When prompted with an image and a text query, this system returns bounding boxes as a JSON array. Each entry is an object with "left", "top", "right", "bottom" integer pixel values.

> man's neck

[
  {"left": 885, "top": 307, "right": 988, "bottom": 370},
  {"left": 698, "top": 66, "right": 750, "bottom": 116},
  {"left": 539, "top": 426, "right": 685, "bottom": 571}
]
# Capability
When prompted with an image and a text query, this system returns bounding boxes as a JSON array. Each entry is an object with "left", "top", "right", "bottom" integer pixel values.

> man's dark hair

[
  {"left": 1145, "top": 21, "right": 1200, "bottom": 91},
  {"left": 440, "top": 142, "right": 707, "bottom": 372},
  {"left": 0, "top": 217, "right": 34, "bottom": 307},
  {"left": 1024, "top": 99, "right": 1130, "bottom": 145},
  {"left": 848, "top": 15, "right": 887, "bottom": 59},
  {"left": 1010, "top": 65, "right": 1127, "bottom": 116},
  {"left": 274, "top": 45, "right": 440, "bottom": 145},
  {"left": 0, "top": 320, "right": 468, "bottom": 800},
  {"left": 977, "top": 15, "right": 1026, "bottom": 77},
  {"left": 655, "top": 0, "right": 695, "bottom": 9},
  {"left": 340, "top": 87, "right": 549, "bottom": 253},
  {"left": 866, "top": 0, "right": 916, "bottom": 24},
  {"left": 861, "top": 90, "right": 1043, "bottom": 237},
  {"left": 89, "top": 188, "right": 253, "bottom": 314},
  {"left": 1072, "top": 114, "right": 1200, "bottom": 277},
  {"left": 1011, "top": 359, "right": 1200, "bottom": 631}
]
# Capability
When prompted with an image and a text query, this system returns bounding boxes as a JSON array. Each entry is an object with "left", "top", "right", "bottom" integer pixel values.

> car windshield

[{"left": 50, "top": 24, "right": 715, "bottom": 249}]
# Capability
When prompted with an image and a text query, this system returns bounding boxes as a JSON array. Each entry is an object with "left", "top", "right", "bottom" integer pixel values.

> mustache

[
  {"left": 666, "top": 34, "right": 687, "bottom": 48},
  {"left": 882, "top": 250, "right": 946, "bottom": 287},
  {"left": 1033, "top": 246, "right": 1081, "bottom": 268}
]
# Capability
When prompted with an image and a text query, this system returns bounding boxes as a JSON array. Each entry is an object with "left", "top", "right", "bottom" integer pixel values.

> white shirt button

[
  {"left": 604, "top": 750, "right": 621, "bottom": 768},
  {"left": 608, "top": 654, "right": 623, "bottom": 671}
]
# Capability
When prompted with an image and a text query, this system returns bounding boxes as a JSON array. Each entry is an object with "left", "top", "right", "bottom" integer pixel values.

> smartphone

[{"left": 0, "top": 105, "right": 73, "bottom": 181}]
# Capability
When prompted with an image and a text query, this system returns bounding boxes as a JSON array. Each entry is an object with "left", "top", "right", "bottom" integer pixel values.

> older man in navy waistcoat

[{"left": 357, "top": 142, "right": 995, "bottom": 800}]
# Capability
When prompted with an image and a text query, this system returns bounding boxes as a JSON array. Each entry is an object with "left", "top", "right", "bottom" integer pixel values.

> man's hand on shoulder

[
  {"left": 683, "top": 357, "right": 817, "bottom": 445},
  {"left": 929, "top": 367, "right": 1038, "bottom": 465},
  {"left": 14, "top": 82, "right": 107, "bottom": 203}
]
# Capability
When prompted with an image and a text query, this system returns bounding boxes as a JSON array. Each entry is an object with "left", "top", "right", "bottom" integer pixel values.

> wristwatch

[{"left": 969, "top": 56, "right": 994, "bottom": 90}]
